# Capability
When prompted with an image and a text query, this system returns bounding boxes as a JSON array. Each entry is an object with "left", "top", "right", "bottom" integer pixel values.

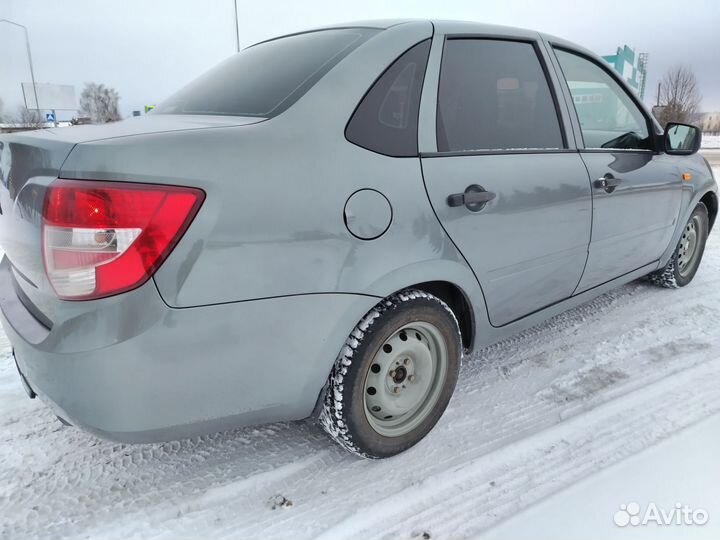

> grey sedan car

[{"left": 0, "top": 20, "right": 716, "bottom": 458}]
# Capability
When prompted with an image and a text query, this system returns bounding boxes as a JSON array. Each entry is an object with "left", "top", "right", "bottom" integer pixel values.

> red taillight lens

[{"left": 42, "top": 179, "right": 204, "bottom": 300}]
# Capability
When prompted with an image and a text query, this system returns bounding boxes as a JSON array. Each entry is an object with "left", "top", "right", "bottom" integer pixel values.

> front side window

[
  {"left": 437, "top": 39, "right": 564, "bottom": 153},
  {"left": 155, "top": 28, "right": 378, "bottom": 118},
  {"left": 554, "top": 49, "right": 651, "bottom": 150}
]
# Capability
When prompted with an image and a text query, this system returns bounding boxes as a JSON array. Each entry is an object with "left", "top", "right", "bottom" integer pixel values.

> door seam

[
  {"left": 571, "top": 152, "right": 595, "bottom": 296},
  {"left": 418, "top": 157, "right": 495, "bottom": 326}
]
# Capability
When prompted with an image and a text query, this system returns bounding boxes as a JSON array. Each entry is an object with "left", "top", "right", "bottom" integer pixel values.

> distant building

[
  {"left": 698, "top": 112, "right": 720, "bottom": 134},
  {"left": 602, "top": 45, "right": 648, "bottom": 99}
]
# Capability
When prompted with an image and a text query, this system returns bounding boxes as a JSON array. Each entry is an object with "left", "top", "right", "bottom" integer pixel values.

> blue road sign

[{"left": 46, "top": 112, "right": 56, "bottom": 123}]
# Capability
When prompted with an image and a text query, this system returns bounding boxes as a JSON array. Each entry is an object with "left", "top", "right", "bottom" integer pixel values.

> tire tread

[
  {"left": 318, "top": 289, "right": 460, "bottom": 458},
  {"left": 646, "top": 202, "right": 708, "bottom": 289}
]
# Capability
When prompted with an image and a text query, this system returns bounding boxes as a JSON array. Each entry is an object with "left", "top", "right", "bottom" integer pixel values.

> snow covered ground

[
  {"left": 1, "top": 167, "right": 719, "bottom": 540},
  {"left": 485, "top": 413, "right": 720, "bottom": 540},
  {"left": 702, "top": 134, "right": 720, "bottom": 148}
]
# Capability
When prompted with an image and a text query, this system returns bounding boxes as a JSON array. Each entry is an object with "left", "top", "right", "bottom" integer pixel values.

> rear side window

[
  {"left": 346, "top": 39, "right": 431, "bottom": 157},
  {"left": 437, "top": 39, "right": 564, "bottom": 152},
  {"left": 155, "top": 28, "right": 378, "bottom": 118}
]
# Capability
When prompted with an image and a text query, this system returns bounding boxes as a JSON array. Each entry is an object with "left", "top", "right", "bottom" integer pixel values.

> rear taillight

[{"left": 42, "top": 179, "right": 204, "bottom": 300}]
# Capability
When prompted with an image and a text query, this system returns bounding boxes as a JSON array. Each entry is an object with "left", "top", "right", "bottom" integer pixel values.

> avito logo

[{"left": 614, "top": 502, "right": 709, "bottom": 527}]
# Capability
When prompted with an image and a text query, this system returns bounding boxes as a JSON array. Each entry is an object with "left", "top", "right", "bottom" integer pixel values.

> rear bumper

[{"left": 0, "top": 259, "right": 376, "bottom": 442}]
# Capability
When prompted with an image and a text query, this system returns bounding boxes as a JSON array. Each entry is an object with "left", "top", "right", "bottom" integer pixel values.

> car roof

[
  {"left": 270, "top": 19, "right": 592, "bottom": 58},
  {"left": 315, "top": 19, "right": 541, "bottom": 37},
  {"left": 310, "top": 19, "right": 419, "bottom": 30}
]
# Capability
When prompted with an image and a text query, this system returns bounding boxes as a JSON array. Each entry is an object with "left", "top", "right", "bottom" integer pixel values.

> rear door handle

[
  {"left": 593, "top": 173, "right": 621, "bottom": 192},
  {"left": 447, "top": 185, "right": 496, "bottom": 211}
]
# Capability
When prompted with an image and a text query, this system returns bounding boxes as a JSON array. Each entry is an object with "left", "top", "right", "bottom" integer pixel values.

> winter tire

[
  {"left": 319, "top": 289, "right": 462, "bottom": 459},
  {"left": 647, "top": 202, "right": 709, "bottom": 288}
]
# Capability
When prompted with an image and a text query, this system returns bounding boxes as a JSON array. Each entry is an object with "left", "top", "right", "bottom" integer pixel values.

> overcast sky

[{"left": 2, "top": 0, "right": 719, "bottom": 120}]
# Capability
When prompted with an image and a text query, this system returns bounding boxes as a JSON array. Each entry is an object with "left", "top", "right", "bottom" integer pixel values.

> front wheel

[
  {"left": 319, "top": 290, "right": 461, "bottom": 459},
  {"left": 647, "top": 202, "right": 709, "bottom": 288}
]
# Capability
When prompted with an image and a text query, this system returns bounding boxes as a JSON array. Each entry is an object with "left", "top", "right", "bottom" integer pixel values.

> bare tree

[
  {"left": 79, "top": 83, "right": 121, "bottom": 123},
  {"left": 0, "top": 97, "right": 5, "bottom": 122},
  {"left": 16, "top": 105, "right": 45, "bottom": 128},
  {"left": 655, "top": 66, "right": 702, "bottom": 125}
]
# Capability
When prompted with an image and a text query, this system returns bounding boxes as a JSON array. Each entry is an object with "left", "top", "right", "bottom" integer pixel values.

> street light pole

[
  {"left": 233, "top": 0, "right": 240, "bottom": 53},
  {"left": 0, "top": 18, "right": 41, "bottom": 114}
]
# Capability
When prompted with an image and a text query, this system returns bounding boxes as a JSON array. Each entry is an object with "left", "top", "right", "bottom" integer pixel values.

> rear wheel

[
  {"left": 647, "top": 203, "right": 709, "bottom": 288},
  {"left": 319, "top": 290, "right": 461, "bottom": 458}
]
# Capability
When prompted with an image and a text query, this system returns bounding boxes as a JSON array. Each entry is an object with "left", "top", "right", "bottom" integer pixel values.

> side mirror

[{"left": 664, "top": 122, "right": 701, "bottom": 155}]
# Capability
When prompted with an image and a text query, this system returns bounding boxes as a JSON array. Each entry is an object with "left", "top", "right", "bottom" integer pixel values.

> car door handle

[
  {"left": 593, "top": 173, "right": 621, "bottom": 192},
  {"left": 447, "top": 185, "right": 496, "bottom": 211}
]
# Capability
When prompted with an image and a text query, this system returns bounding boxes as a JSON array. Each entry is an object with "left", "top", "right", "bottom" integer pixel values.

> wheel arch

[
  {"left": 660, "top": 187, "right": 717, "bottom": 268},
  {"left": 360, "top": 258, "right": 486, "bottom": 353},
  {"left": 409, "top": 280, "right": 475, "bottom": 351},
  {"left": 312, "top": 274, "right": 482, "bottom": 418},
  {"left": 700, "top": 190, "right": 718, "bottom": 231}
]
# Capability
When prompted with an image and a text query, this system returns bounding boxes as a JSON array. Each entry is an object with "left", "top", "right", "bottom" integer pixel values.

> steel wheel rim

[
  {"left": 678, "top": 216, "right": 701, "bottom": 277},
  {"left": 363, "top": 322, "right": 449, "bottom": 437}
]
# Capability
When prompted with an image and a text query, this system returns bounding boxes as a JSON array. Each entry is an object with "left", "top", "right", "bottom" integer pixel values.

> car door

[
  {"left": 420, "top": 36, "right": 593, "bottom": 327},
  {"left": 551, "top": 47, "right": 683, "bottom": 292}
]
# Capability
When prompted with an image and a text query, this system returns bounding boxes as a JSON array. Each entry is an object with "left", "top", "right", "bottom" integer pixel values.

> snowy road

[
  {"left": 702, "top": 149, "right": 720, "bottom": 168},
  {"left": 1, "top": 169, "right": 719, "bottom": 539}
]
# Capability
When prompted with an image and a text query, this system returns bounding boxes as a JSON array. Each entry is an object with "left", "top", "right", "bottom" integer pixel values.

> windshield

[{"left": 154, "top": 28, "right": 379, "bottom": 118}]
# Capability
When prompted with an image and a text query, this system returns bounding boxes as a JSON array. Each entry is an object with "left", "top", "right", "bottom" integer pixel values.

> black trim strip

[
  {"left": 12, "top": 275, "right": 52, "bottom": 330},
  {"left": 9, "top": 263, "right": 37, "bottom": 289},
  {"left": 421, "top": 148, "right": 577, "bottom": 158},
  {"left": 580, "top": 148, "right": 655, "bottom": 154}
]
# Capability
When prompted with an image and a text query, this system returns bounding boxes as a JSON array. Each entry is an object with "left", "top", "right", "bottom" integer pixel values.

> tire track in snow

[
  {"left": 317, "top": 359, "right": 720, "bottom": 540},
  {"left": 79, "top": 451, "right": 330, "bottom": 540}
]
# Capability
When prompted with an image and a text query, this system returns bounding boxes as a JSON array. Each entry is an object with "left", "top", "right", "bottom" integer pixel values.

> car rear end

[
  {"left": 0, "top": 23, "right": 410, "bottom": 442},
  {"left": 0, "top": 128, "right": 206, "bottom": 436}
]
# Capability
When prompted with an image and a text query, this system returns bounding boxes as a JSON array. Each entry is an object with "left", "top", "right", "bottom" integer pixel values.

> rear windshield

[{"left": 154, "top": 28, "right": 379, "bottom": 118}]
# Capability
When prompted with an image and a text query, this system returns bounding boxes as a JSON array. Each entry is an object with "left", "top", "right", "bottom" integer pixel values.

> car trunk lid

[{"left": 0, "top": 115, "right": 262, "bottom": 322}]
